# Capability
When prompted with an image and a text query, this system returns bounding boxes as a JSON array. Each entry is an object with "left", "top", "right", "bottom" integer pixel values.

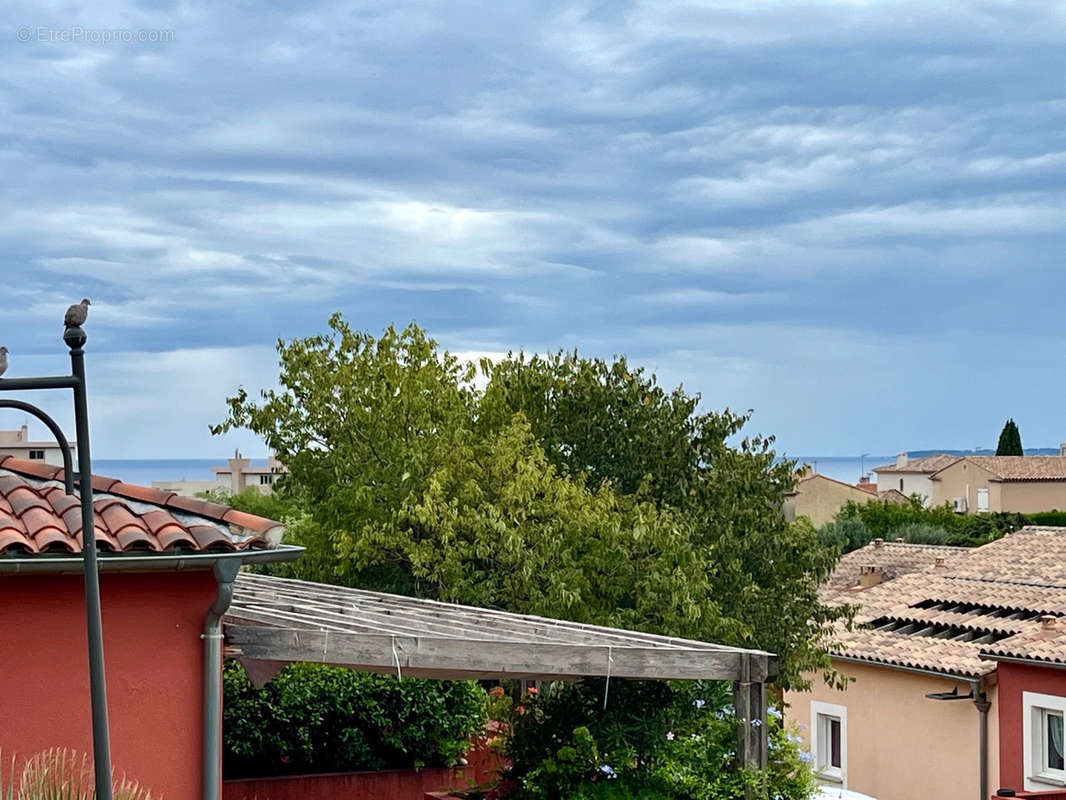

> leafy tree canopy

[{"left": 213, "top": 314, "right": 847, "bottom": 689}]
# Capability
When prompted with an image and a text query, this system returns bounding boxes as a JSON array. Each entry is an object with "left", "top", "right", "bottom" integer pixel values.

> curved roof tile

[{"left": 0, "top": 458, "right": 285, "bottom": 556}]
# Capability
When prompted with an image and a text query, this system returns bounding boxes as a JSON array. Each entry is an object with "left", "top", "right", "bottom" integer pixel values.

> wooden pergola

[{"left": 224, "top": 573, "right": 776, "bottom": 769}]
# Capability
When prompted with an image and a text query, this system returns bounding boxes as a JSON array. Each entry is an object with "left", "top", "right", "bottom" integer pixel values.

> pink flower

[{"left": 666, "top": 731, "right": 675, "bottom": 741}]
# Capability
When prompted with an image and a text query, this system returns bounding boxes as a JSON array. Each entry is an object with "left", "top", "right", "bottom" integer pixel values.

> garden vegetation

[{"left": 212, "top": 315, "right": 842, "bottom": 798}]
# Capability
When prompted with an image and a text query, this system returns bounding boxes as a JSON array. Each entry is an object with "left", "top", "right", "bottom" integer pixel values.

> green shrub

[
  {"left": 1027, "top": 510, "right": 1066, "bottom": 526},
  {"left": 891, "top": 522, "right": 950, "bottom": 545},
  {"left": 222, "top": 661, "right": 487, "bottom": 778},
  {"left": 819, "top": 499, "right": 1028, "bottom": 552},
  {"left": 500, "top": 680, "right": 814, "bottom": 800},
  {"left": 817, "top": 518, "right": 870, "bottom": 552},
  {"left": 945, "top": 512, "right": 1025, "bottom": 546}
]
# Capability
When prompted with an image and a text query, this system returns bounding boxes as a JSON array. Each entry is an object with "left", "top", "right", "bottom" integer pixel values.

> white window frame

[
  {"left": 977, "top": 488, "right": 990, "bottom": 512},
  {"left": 1023, "top": 691, "right": 1066, "bottom": 790},
  {"left": 810, "top": 700, "right": 847, "bottom": 786}
]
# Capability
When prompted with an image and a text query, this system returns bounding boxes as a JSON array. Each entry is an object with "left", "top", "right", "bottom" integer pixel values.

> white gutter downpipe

[{"left": 203, "top": 559, "right": 241, "bottom": 800}]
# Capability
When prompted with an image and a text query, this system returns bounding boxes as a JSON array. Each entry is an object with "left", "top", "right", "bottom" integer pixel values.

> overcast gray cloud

[{"left": 2, "top": 0, "right": 1065, "bottom": 457}]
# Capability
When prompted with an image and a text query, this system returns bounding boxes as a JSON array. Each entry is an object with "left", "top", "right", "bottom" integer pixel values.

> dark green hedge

[
  {"left": 1027, "top": 510, "right": 1066, "bottom": 526},
  {"left": 222, "top": 661, "right": 487, "bottom": 778}
]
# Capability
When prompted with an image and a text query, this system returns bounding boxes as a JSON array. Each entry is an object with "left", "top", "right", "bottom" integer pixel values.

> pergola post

[{"left": 733, "top": 652, "right": 767, "bottom": 797}]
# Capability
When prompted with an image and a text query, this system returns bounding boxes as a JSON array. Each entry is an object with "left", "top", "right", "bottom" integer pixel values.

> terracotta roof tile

[
  {"left": 166, "top": 495, "right": 234, "bottom": 520},
  {"left": 873, "top": 454, "right": 959, "bottom": 474},
  {"left": 0, "top": 530, "right": 33, "bottom": 553},
  {"left": 108, "top": 482, "right": 175, "bottom": 506},
  {"left": 834, "top": 628, "right": 993, "bottom": 678},
  {"left": 222, "top": 509, "right": 284, "bottom": 536},
  {"left": 0, "top": 458, "right": 286, "bottom": 556},
  {"left": 936, "top": 456, "right": 1066, "bottom": 482},
  {"left": 34, "top": 528, "right": 76, "bottom": 553},
  {"left": 983, "top": 623, "right": 1066, "bottom": 665},
  {"left": 825, "top": 528, "right": 1066, "bottom": 674},
  {"left": 877, "top": 489, "right": 910, "bottom": 503},
  {"left": 8, "top": 461, "right": 63, "bottom": 481},
  {"left": 944, "top": 527, "right": 1066, "bottom": 586},
  {"left": 88, "top": 474, "right": 121, "bottom": 493},
  {"left": 829, "top": 541, "right": 968, "bottom": 589},
  {"left": 187, "top": 524, "right": 237, "bottom": 551}
]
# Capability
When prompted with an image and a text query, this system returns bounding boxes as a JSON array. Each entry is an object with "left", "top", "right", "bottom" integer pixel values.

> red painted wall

[
  {"left": 997, "top": 661, "right": 1066, "bottom": 793},
  {"left": 223, "top": 741, "right": 504, "bottom": 800},
  {"left": 0, "top": 570, "right": 217, "bottom": 799}
]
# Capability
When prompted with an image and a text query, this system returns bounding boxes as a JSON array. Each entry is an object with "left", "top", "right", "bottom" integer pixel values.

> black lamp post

[{"left": 0, "top": 321, "right": 112, "bottom": 800}]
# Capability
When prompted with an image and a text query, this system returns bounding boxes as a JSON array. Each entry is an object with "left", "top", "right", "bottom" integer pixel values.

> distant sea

[
  {"left": 92, "top": 458, "right": 272, "bottom": 486},
  {"left": 787, "top": 456, "right": 893, "bottom": 484}
]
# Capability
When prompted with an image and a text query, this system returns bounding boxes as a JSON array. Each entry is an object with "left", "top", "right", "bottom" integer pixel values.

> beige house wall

[
  {"left": 998, "top": 481, "right": 1066, "bottom": 513},
  {"left": 932, "top": 460, "right": 1066, "bottom": 513},
  {"left": 929, "top": 460, "right": 998, "bottom": 511},
  {"left": 785, "top": 476, "right": 876, "bottom": 528},
  {"left": 784, "top": 661, "right": 998, "bottom": 800}
]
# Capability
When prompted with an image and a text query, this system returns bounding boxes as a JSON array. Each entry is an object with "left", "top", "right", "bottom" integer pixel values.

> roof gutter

[
  {"left": 832, "top": 653, "right": 988, "bottom": 683},
  {"left": 0, "top": 545, "right": 303, "bottom": 575},
  {"left": 982, "top": 652, "right": 1066, "bottom": 671}
]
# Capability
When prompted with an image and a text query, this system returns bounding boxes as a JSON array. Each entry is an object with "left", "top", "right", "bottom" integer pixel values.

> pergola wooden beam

[
  {"left": 224, "top": 573, "right": 773, "bottom": 774},
  {"left": 225, "top": 626, "right": 767, "bottom": 682}
]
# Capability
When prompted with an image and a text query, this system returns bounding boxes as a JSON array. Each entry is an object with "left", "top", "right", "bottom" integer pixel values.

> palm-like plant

[{"left": 2, "top": 750, "right": 155, "bottom": 800}]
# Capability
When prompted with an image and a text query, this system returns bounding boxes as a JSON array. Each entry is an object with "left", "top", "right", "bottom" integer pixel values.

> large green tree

[
  {"left": 213, "top": 316, "right": 847, "bottom": 689},
  {"left": 479, "top": 351, "right": 843, "bottom": 687},
  {"left": 996, "top": 418, "right": 1023, "bottom": 456}
]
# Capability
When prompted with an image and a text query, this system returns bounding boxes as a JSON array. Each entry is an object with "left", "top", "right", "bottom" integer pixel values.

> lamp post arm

[{"left": 0, "top": 399, "right": 76, "bottom": 495}]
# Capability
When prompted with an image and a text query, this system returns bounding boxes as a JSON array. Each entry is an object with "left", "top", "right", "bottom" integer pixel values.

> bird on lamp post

[{"left": 64, "top": 298, "right": 91, "bottom": 328}]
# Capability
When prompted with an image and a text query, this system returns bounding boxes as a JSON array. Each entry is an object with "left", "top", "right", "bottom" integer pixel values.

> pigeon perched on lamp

[
  {"left": 0, "top": 346, "right": 7, "bottom": 377},
  {"left": 64, "top": 298, "right": 91, "bottom": 328}
]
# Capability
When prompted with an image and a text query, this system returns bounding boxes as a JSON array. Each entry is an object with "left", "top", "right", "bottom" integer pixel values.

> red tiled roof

[
  {"left": 0, "top": 456, "right": 284, "bottom": 555},
  {"left": 873, "top": 454, "right": 959, "bottom": 474}
]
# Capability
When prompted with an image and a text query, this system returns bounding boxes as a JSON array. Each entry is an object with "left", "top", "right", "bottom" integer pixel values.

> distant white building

[
  {"left": 213, "top": 451, "right": 286, "bottom": 495},
  {"left": 872, "top": 453, "right": 959, "bottom": 506},
  {"left": 0, "top": 424, "right": 77, "bottom": 466},
  {"left": 151, "top": 450, "right": 287, "bottom": 498}
]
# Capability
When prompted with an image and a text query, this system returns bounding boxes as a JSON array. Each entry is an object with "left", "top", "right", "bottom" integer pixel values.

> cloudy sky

[{"left": 3, "top": 0, "right": 1065, "bottom": 458}]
